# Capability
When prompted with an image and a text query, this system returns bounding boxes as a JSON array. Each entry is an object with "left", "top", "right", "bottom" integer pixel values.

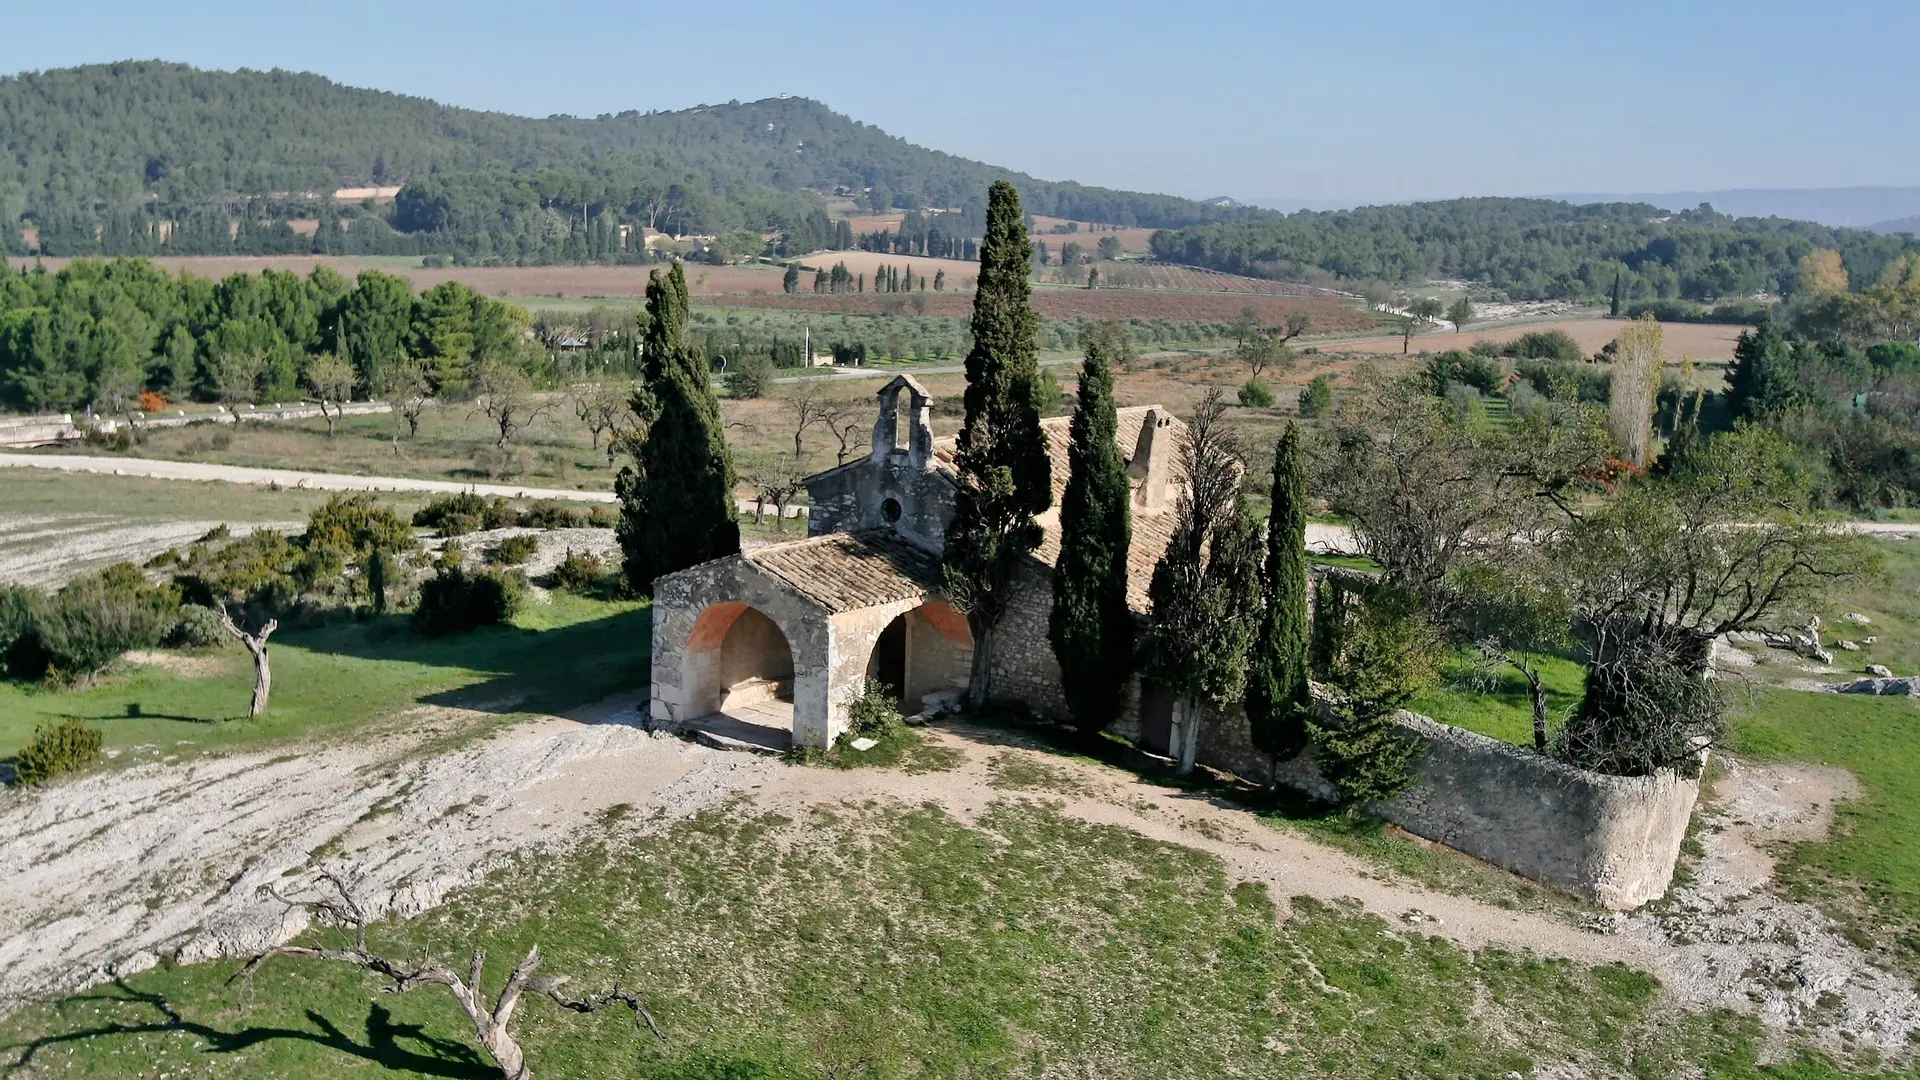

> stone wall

[
  {"left": 986, "top": 560, "right": 1070, "bottom": 722},
  {"left": 1193, "top": 701, "right": 1699, "bottom": 910},
  {"left": 806, "top": 456, "right": 956, "bottom": 553}
]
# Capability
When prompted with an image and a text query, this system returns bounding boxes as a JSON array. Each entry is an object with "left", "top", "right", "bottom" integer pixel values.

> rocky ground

[{"left": 3, "top": 695, "right": 1912, "bottom": 1064}]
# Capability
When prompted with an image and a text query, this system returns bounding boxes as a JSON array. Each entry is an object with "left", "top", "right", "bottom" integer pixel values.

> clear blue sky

[{"left": 3, "top": 0, "right": 1913, "bottom": 204}]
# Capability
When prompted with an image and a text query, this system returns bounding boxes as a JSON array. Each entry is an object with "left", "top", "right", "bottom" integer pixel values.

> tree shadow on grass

[
  {"left": 287, "top": 607, "right": 655, "bottom": 720},
  {"left": 2, "top": 980, "right": 493, "bottom": 1078}
]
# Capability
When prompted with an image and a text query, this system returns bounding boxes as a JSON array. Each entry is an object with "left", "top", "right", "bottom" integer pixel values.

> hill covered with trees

[
  {"left": 0, "top": 61, "right": 1263, "bottom": 262},
  {"left": 1153, "top": 198, "right": 1920, "bottom": 305}
]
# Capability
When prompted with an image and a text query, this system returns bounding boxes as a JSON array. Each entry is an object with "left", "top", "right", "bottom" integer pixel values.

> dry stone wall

[{"left": 1195, "top": 701, "right": 1699, "bottom": 910}]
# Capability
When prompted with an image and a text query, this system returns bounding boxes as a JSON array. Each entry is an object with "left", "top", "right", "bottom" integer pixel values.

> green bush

[
  {"left": 1237, "top": 379, "right": 1276, "bottom": 408},
  {"left": 1297, "top": 375, "right": 1334, "bottom": 418},
  {"left": 1306, "top": 580, "right": 1439, "bottom": 812},
  {"left": 13, "top": 717, "right": 105, "bottom": 787},
  {"left": 0, "top": 585, "right": 51, "bottom": 678},
  {"left": 171, "top": 530, "right": 305, "bottom": 613},
  {"left": 519, "top": 502, "right": 587, "bottom": 529},
  {"left": 485, "top": 533, "right": 541, "bottom": 566},
  {"left": 846, "top": 679, "right": 904, "bottom": 739},
  {"left": 549, "top": 548, "right": 608, "bottom": 593},
  {"left": 412, "top": 492, "right": 520, "bottom": 536},
  {"left": 302, "top": 493, "right": 414, "bottom": 559},
  {"left": 726, "top": 354, "right": 775, "bottom": 399},
  {"left": 412, "top": 566, "right": 526, "bottom": 636},
  {"left": 586, "top": 505, "right": 616, "bottom": 528},
  {"left": 167, "top": 603, "right": 228, "bottom": 649},
  {"left": 34, "top": 574, "right": 177, "bottom": 678},
  {"left": 1508, "top": 329, "right": 1584, "bottom": 363},
  {"left": 1425, "top": 350, "right": 1504, "bottom": 394}
]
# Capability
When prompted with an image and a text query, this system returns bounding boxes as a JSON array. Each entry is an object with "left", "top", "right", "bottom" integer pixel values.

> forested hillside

[
  {"left": 0, "top": 62, "right": 1260, "bottom": 262},
  {"left": 1153, "top": 198, "right": 1920, "bottom": 304}
]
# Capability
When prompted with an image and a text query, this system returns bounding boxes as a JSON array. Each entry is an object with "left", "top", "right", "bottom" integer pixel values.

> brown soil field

[
  {"left": 700, "top": 288, "right": 1379, "bottom": 329},
  {"left": 840, "top": 213, "right": 905, "bottom": 234},
  {"left": 1340, "top": 317, "right": 1747, "bottom": 364},
  {"left": 788, "top": 249, "right": 978, "bottom": 284},
  {"left": 8, "top": 255, "right": 1371, "bottom": 327},
  {"left": 1030, "top": 218, "right": 1159, "bottom": 252}
]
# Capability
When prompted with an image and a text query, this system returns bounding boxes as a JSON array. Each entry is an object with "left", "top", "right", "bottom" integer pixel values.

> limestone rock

[
  {"left": 1837, "top": 640, "right": 1861, "bottom": 652},
  {"left": 1845, "top": 613, "right": 1873, "bottom": 625},
  {"left": 1824, "top": 676, "right": 1920, "bottom": 696},
  {"left": 1867, "top": 664, "right": 1895, "bottom": 679}
]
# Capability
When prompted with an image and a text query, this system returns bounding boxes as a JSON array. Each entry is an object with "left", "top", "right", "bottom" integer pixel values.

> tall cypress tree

[
  {"left": 944, "top": 180, "right": 1052, "bottom": 706},
  {"left": 1049, "top": 334, "right": 1134, "bottom": 734},
  {"left": 1245, "top": 423, "right": 1313, "bottom": 761},
  {"left": 616, "top": 261, "right": 739, "bottom": 593}
]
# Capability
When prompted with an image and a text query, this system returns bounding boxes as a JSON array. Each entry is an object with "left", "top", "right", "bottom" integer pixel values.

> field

[
  {"left": 1029, "top": 215, "right": 1159, "bottom": 252},
  {"left": 1344, "top": 317, "right": 1748, "bottom": 365},
  {"left": 7, "top": 255, "right": 1379, "bottom": 331}
]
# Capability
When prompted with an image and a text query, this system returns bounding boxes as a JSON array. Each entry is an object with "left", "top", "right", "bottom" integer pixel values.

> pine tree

[
  {"left": 1244, "top": 423, "right": 1312, "bottom": 762},
  {"left": 615, "top": 262, "right": 739, "bottom": 593},
  {"left": 1049, "top": 334, "right": 1134, "bottom": 734},
  {"left": 1726, "top": 321, "right": 1801, "bottom": 421},
  {"left": 944, "top": 180, "right": 1052, "bottom": 707}
]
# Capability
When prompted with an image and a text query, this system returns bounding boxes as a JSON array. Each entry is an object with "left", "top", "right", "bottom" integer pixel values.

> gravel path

[{"left": 0, "top": 451, "right": 616, "bottom": 503}]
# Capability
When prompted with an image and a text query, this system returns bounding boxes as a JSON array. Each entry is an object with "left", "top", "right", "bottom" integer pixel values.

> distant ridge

[
  {"left": 1552, "top": 187, "right": 1920, "bottom": 229},
  {"left": 1873, "top": 215, "right": 1920, "bottom": 236}
]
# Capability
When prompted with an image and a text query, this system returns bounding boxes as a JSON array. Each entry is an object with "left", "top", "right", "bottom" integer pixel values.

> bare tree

[
  {"left": 784, "top": 382, "right": 831, "bottom": 461},
  {"left": 304, "top": 353, "right": 355, "bottom": 438},
  {"left": 817, "top": 401, "right": 865, "bottom": 466},
  {"left": 746, "top": 460, "right": 809, "bottom": 533},
  {"left": 237, "top": 872, "right": 662, "bottom": 1080},
  {"left": 566, "top": 380, "right": 626, "bottom": 451},
  {"left": 378, "top": 355, "right": 434, "bottom": 440},
  {"left": 216, "top": 604, "right": 277, "bottom": 717},
  {"left": 473, "top": 364, "right": 557, "bottom": 448}
]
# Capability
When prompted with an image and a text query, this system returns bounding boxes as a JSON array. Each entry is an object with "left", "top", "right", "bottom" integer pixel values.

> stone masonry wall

[
  {"left": 988, "top": 560, "right": 1071, "bottom": 722},
  {"left": 1194, "top": 701, "right": 1699, "bottom": 910}
]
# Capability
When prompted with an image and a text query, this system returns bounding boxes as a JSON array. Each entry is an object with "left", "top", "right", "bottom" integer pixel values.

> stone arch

[
  {"left": 859, "top": 600, "right": 974, "bottom": 713},
  {"left": 680, "top": 600, "right": 799, "bottom": 723}
]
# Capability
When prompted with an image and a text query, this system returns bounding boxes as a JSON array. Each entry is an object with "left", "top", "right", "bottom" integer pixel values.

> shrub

[
  {"left": 586, "top": 505, "right": 616, "bottom": 528},
  {"left": 1306, "top": 581, "right": 1438, "bottom": 812},
  {"left": 13, "top": 717, "right": 105, "bottom": 787},
  {"left": 726, "top": 354, "right": 775, "bottom": 399},
  {"left": 172, "top": 530, "right": 305, "bottom": 614},
  {"left": 485, "top": 533, "right": 540, "bottom": 566},
  {"left": 412, "top": 566, "right": 526, "bottom": 636},
  {"left": 168, "top": 603, "right": 228, "bottom": 649},
  {"left": 1508, "top": 329, "right": 1584, "bottom": 363},
  {"left": 519, "top": 501, "right": 586, "bottom": 529},
  {"left": 549, "top": 548, "right": 608, "bottom": 593},
  {"left": 1425, "top": 350, "right": 1505, "bottom": 394},
  {"left": 1237, "top": 379, "right": 1276, "bottom": 408},
  {"left": 1515, "top": 359, "right": 1611, "bottom": 404},
  {"left": 210, "top": 431, "right": 232, "bottom": 451},
  {"left": 1297, "top": 375, "right": 1334, "bottom": 418},
  {"left": 302, "top": 494, "right": 414, "bottom": 560},
  {"left": 34, "top": 574, "right": 177, "bottom": 678},
  {"left": 413, "top": 492, "right": 492, "bottom": 535},
  {"left": 0, "top": 585, "right": 50, "bottom": 679},
  {"left": 846, "top": 679, "right": 904, "bottom": 740}
]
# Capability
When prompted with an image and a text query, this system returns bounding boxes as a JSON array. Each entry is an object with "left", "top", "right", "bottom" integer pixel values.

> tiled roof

[
  {"left": 744, "top": 528, "right": 943, "bottom": 612},
  {"left": 1031, "top": 499, "right": 1177, "bottom": 615}
]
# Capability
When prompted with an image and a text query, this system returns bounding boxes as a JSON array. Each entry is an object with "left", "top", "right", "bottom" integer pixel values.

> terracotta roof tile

[{"left": 744, "top": 528, "right": 943, "bottom": 612}]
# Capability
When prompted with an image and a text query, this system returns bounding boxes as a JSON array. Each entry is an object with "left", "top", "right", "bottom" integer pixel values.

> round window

[{"left": 881, "top": 497, "right": 903, "bottom": 523}]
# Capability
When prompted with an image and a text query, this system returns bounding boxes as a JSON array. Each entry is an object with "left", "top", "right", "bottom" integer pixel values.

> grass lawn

[
  {"left": 0, "top": 592, "right": 650, "bottom": 762},
  {"left": 0, "top": 468, "right": 423, "bottom": 524},
  {"left": 1408, "top": 649, "right": 1587, "bottom": 748},
  {"left": 1, "top": 797, "right": 1843, "bottom": 1080}
]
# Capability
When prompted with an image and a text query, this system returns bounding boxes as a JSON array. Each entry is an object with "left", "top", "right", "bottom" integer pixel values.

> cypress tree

[
  {"left": 1049, "top": 334, "right": 1134, "bottom": 734},
  {"left": 944, "top": 180, "right": 1052, "bottom": 707},
  {"left": 616, "top": 261, "right": 740, "bottom": 593},
  {"left": 1244, "top": 423, "right": 1312, "bottom": 761}
]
